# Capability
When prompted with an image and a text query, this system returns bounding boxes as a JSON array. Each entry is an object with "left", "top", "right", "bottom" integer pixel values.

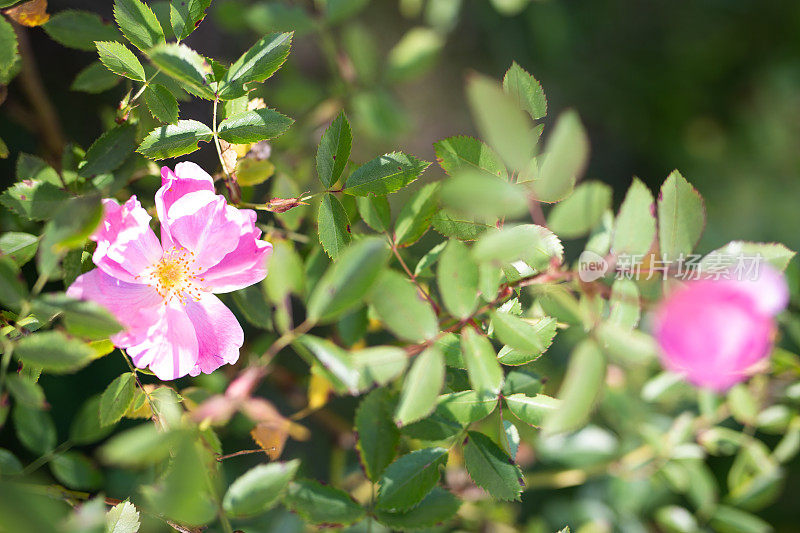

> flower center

[{"left": 138, "top": 246, "right": 206, "bottom": 304}]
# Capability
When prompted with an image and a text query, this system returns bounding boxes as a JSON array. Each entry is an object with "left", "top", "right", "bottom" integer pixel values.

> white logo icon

[{"left": 578, "top": 251, "right": 608, "bottom": 282}]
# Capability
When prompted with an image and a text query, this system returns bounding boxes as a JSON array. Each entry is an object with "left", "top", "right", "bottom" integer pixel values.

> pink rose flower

[
  {"left": 653, "top": 265, "right": 789, "bottom": 391},
  {"left": 67, "top": 162, "right": 273, "bottom": 380}
]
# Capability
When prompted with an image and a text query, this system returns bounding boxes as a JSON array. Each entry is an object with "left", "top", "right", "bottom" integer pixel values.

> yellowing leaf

[
  {"left": 5, "top": 0, "right": 50, "bottom": 27},
  {"left": 218, "top": 139, "right": 238, "bottom": 176},
  {"left": 251, "top": 421, "right": 289, "bottom": 460},
  {"left": 307, "top": 373, "right": 332, "bottom": 411},
  {"left": 88, "top": 339, "right": 115, "bottom": 359},
  {"left": 237, "top": 158, "right": 275, "bottom": 186}
]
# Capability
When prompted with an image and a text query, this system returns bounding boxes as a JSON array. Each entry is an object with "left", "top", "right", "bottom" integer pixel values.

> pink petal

[
  {"left": 66, "top": 269, "right": 163, "bottom": 331},
  {"left": 654, "top": 280, "right": 775, "bottom": 391},
  {"left": 125, "top": 302, "right": 199, "bottom": 380},
  {"left": 161, "top": 191, "right": 243, "bottom": 270},
  {"left": 91, "top": 197, "right": 162, "bottom": 282},
  {"left": 200, "top": 209, "right": 273, "bottom": 293},
  {"left": 184, "top": 293, "right": 244, "bottom": 377},
  {"left": 156, "top": 163, "right": 215, "bottom": 249},
  {"left": 723, "top": 264, "right": 789, "bottom": 317}
]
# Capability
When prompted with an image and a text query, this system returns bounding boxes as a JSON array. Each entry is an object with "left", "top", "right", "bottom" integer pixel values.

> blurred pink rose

[
  {"left": 653, "top": 266, "right": 789, "bottom": 391},
  {"left": 67, "top": 162, "right": 273, "bottom": 380}
]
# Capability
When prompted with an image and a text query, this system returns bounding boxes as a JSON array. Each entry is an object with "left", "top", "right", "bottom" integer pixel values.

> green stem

[
  {"left": 211, "top": 97, "right": 231, "bottom": 179},
  {"left": 130, "top": 68, "right": 162, "bottom": 104},
  {"left": 0, "top": 340, "right": 13, "bottom": 398},
  {"left": 17, "top": 441, "right": 72, "bottom": 477}
]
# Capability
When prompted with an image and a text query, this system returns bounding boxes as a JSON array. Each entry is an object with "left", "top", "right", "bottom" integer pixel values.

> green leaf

[
  {"left": 472, "top": 224, "right": 563, "bottom": 271},
  {"left": 95, "top": 41, "right": 145, "bottom": 81},
  {"left": 1, "top": 180, "right": 69, "bottom": 221},
  {"left": 243, "top": 2, "right": 315, "bottom": 34},
  {"left": 15, "top": 154, "right": 58, "bottom": 184},
  {"left": 143, "top": 84, "right": 179, "bottom": 123},
  {"left": 394, "top": 182, "right": 439, "bottom": 247},
  {"left": 547, "top": 181, "right": 612, "bottom": 238},
  {"left": 728, "top": 384, "right": 759, "bottom": 426},
  {"left": 0, "top": 256, "right": 27, "bottom": 310},
  {"left": 307, "top": 237, "right": 390, "bottom": 322},
  {"left": 99, "top": 424, "right": 179, "bottom": 467},
  {"left": 219, "top": 32, "right": 293, "bottom": 100},
  {"left": 463, "top": 431, "right": 522, "bottom": 501},
  {"left": 43, "top": 10, "right": 122, "bottom": 51},
  {"left": 432, "top": 210, "right": 493, "bottom": 241},
  {"left": 143, "top": 434, "right": 216, "bottom": 525},
  {"left": 114, "top": 0, "right": 165, "bottom": 51},
  {"left": 222, "top": 460, "right": 299, "bottom": 518},
  {"left": 324, "top": 0, "right": 369, "bottom": 24},
  {"left": 437, "top": 390, "right": 497, "bottom": 425},
  {"left": 169, "top": 0, "right": 211, "bottom": 40},
  {"left": 70, "top": 395, "right": 114, "bottom": 445},
  {"left": 596, "top": 323, "right": 657, "bottom": 364},
  {"left": 106, "top": 501, "right": 140, "bottom": 533},
  {"left": 534, "top": 109, "right": 589, "bottom": 202},
  {"left": 50, "top": 451, "right": 103, "bottom": 491},
  {"left": 230, "top": 284, "right": 272, "bottom": 328},
  {"left": 440, "top": 170, "right": 528, "bottom": 220},
  {"left": 377, "top": 447, "right": 448, "bottom": 511},
  {"left": 504, "top": 393, "right": 559, "bottom": 427},
  {"left": 264, "top": 240, "right": 304, "bottom": 302},
  {"left": 6, "top": 374, "right": 45, "bottom": 408},
  {"left": 461, "top": 328, "right": 504, "bottom": 394},
  {"left": 395, "top": 346, "right": 445, "bottom": 426},
  {"left": 147, "top": 43, "right": 214, "bottom": 99},
  {"left": 709, "top": 505, "right": 771, "bottom": 533},
  {"left": 14, "top": 331, "right": 94, "bottom": 374},
  {"left": 295, "top": 335, "right": 360, "bottom": 394},
  {"left": 35, "top": 293, "right": 122, "bottom": 340},
  {"left": 357, "top": 195, "right": 391, "bottom": 232},
  {"left": 658, "top": 170, "right": 705, "bottom": 263},
  {"left": 344, "top": 152, "right": 430, "bottom": 196},
  {"left": 99, "top": 373, "right": 136, "bottom": 427},
  {"left": 356, "top": 388, "right": 400, "bottom": 481},
  {"left": 386, "top": 27, "right": 443, "bottom": 82},
  {"left": 12, "top": 404, "right": 56, "bottom": 454},
  {"left": 0, "top": 16, "right": 16, "bottom": 72},
  {"left": 654, "top": 505, "right": 699, "bottom": 533},
  {"left": 375, "top": 487, "right": 461, "bottom": 530},
  {"left": 492, "top": 312, "right": 557, "bottom": 363},
  {"left": 317, "top": 194, "right": 351, "bottom": 259},
  {"left": 79, "top": 124, "right": 137, "bottom": 177},
  {"left": 434, "top": 135, "right": 507, "bottom": 180},
  {"left": 415, "top": 241, "right": 447, "bottom": 277},
  {"left": 701, "top": 241, "right": 796, "bottom": 272},
  {"left": 544, "top": 339, "right": 605, "bottom": 434},
  {"left": 352, "top": 346, "right": 407, "bottom": 389},
  {"left": 466, "top": 73, "right": 535, "bottom": 172},
  {"left": 0, "top": 449, "right": 22, "bottom": 475},
  {"left": 369, "top": 270, "right": 438, "bottom": 343},
  {"left": 437, "top": 240, "right": 479, "bottom": 319},
  {"left": 317, "top": 111, "right": 352, "bottom": 189},
  {"left": 608, "top": 279, "right": 640, "bottom": 329},
  {"left": 502, "top": 61, "right": 547, "bottom": 120},
  {"left": 283, "top": 479, "right": 365, "bottom": 526},
  {"left": 502, "top": 370, "right": 543, "bottom": 396},
  {"left": 217, "top": 108, "right": 294, "bottom": 144},
  {"left": 612, "top": 177, "right": 656, "bottom": 256},
  {"left": 137, "top": 120, "right": 213, "bottom": 159},
  {"left": 71, "top": 61, "right": 121, "bottom": 93}
]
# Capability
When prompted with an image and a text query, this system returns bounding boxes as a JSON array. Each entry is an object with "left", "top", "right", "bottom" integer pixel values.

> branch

[{"left": 13, "top": 23, "right": 65, "bottom": 164}]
